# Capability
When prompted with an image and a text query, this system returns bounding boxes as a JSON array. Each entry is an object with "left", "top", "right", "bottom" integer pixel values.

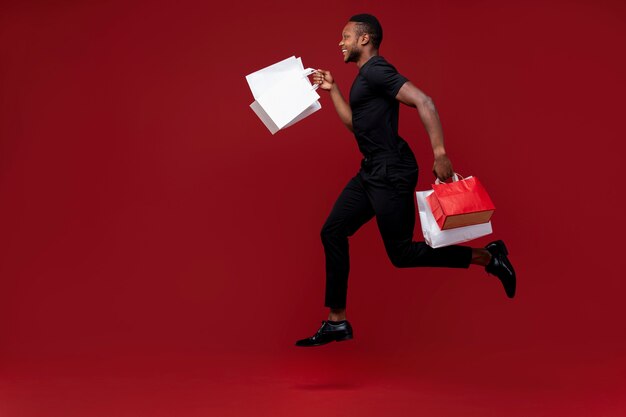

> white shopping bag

[
  {"left": 246, "top": 56, "right": 321, "bottom": 134},
  {"left": 416, "top": 190, "right": 493, "bottom": 248}
]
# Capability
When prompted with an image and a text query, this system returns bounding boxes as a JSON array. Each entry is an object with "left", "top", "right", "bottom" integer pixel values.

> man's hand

[
  {"left": 433, "top": 153, "right": 454, "bottom": 182},
  {"left": 313, "top": 69, "right": 334, "bottom": 91}
]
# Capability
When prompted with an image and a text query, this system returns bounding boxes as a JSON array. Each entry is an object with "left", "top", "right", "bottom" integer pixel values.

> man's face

[{"left": 339, "top": 22, "right": 363, "bottom": 63}]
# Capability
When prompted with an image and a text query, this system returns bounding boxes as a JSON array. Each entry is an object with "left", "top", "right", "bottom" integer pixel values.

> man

[{"left": 295, "top": 14, "right": 515, "bottom": 347}]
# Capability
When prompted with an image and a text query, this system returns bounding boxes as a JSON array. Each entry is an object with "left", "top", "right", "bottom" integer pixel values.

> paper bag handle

[
  {"left": 434, "top": 172, "right": 464, "bottom": 184},
  {"left": 302, "top": 68, "right": 319, "bottom": 91}
]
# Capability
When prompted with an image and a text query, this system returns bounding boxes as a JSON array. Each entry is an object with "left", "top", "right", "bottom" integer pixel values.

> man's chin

[{"left": 344, "top": 52, "right": 360, "bottom": 64}]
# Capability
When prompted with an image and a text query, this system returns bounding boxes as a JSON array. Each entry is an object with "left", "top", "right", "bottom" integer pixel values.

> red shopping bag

[{"left": 426, "top": 174, "right": 495, "bottom": 230}]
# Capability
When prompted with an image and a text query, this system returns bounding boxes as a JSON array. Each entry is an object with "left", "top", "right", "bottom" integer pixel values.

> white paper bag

[
  {"left": 245, "top": 56, "right": 321, "bottom": 134},
  {"left": 416, "top": 190, "right": 493, "bottom": 248},
  {"left": 246, "top": 56, "right": 302, "bottom": 99}
]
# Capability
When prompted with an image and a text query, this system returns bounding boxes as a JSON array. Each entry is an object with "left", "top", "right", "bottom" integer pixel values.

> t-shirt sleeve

[{"left": 362, "top": 60, "right": 408, "bottom": 99}]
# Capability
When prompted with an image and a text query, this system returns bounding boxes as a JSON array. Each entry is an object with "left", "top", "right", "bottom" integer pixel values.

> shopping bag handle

[
  {"left": 302, "top": 68, "right": 319, "bottom": 91},
  {"left": 434, "top": 172, "right": 464, "bottom": 184}
]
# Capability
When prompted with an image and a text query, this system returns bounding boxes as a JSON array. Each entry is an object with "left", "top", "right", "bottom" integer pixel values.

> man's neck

[{"left": 356, "top": 50, "right": 379, "bottom": 69}]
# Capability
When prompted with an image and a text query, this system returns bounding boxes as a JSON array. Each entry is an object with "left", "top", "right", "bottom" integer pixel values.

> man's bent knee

[
  {"left": 321, "top": 220, "right": 351, "bottom": 244},
  {"left": 385, "top": 241, "right": 412, "bottom": 268},
  {"left": 321, "top": 223, "right": 338, "bottom": 244},
  {"left": 388, "top": 254, "right": 410, "bottom": 268}
]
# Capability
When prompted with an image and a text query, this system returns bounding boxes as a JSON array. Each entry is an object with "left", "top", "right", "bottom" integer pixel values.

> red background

[{"left": 1, "top": 0, "right": 625, "bottom": 416}]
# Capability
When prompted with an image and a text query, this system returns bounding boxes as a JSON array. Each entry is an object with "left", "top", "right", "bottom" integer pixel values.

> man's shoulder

[{"left": 358, "top": 56, "right": 409, "bottom": 97}]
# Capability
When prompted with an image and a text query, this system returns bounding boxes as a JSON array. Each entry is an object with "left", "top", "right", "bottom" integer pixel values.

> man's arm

[
  {"left": 395, "top": 81, "right": 454, "bottom": 181},
  {"left": 314, "top": 70, "right": 353, "bottom": 132}
]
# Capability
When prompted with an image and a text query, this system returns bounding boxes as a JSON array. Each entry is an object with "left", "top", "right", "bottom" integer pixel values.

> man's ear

[{"left": 359, "top": 33, "right": 370, "bottom": 46}]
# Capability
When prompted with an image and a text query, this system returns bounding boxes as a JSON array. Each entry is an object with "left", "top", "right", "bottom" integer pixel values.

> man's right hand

[
  {"left": 313, "top": 69, "right": 334, "bottom": 91},
  {"left": 432, "top": 153, "right": 454, "bottom": 182}
]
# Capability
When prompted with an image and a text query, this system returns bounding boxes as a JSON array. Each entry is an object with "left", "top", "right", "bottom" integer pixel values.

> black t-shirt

[{"left": 349, "top": 56, "right": 408, "bottom": 156}]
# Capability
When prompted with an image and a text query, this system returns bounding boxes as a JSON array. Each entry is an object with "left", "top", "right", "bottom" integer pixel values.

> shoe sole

[
  {"left": 497, "top": 241, "right": 515, "bottom": 298},
  {"left": 487, "top": 240, "right": 516, "bottom": 299},
  {"left": 295, "top": 333, "right": 353, "bottom": 347}
]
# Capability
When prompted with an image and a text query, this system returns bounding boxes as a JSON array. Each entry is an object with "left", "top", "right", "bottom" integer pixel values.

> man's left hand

[{"left": 433, "top": 154, "right": 454, "bottom": 182}]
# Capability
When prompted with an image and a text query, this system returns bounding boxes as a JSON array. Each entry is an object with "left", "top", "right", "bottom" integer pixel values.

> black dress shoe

[
  {"left": 295, "top": 320, "right": 353, "bottom": 347},
  {"left": 485, "top": 240, "right": 516, "bottom": 298}
]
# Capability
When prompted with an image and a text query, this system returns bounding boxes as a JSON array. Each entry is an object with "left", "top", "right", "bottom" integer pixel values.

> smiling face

[{"left": 339, "top": 22, "right": 364, "bottom": 64}]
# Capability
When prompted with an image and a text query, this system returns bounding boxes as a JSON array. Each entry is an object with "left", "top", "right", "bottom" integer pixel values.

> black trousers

[{"left": 321, "top": 145, "right": 472, "bottom": 309}]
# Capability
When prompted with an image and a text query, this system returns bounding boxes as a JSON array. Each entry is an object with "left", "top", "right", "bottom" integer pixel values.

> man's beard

[{"left": 345, "top": 47, "right": 361, "bottom": 63}]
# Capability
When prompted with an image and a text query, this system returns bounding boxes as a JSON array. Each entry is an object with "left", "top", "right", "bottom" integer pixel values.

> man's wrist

[{"left": 433, "top": 146, "right": 446, "bottom": 158}]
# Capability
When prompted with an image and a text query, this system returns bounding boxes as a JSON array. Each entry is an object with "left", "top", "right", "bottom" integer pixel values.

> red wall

[{"left": 1, "top": 0, "right": 625, "bottom": 363}]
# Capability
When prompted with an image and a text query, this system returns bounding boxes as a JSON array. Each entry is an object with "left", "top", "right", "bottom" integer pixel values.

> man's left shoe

[
  {"left": 485, "top": 240, "right": 516, "bottom": 298},
  {"left": 295, "top": 320, "right": 353, "bottom": 347}
]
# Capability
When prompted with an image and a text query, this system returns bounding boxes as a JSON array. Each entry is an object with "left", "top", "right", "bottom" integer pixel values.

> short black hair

[{"left": 349, "top": 14, "right": 383, "bottom": 49}]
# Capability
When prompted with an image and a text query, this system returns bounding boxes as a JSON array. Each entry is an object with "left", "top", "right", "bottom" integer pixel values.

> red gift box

[{"left": 426, "top": 175, "right": 496, "bottom": 230}]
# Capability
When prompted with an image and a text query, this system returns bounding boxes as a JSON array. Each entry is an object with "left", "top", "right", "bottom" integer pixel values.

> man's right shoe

[
  {"left": 485, "top": 240, "right": 516, "bottom": 298},
  {"left": 295, "top": 320, "right": 353, "bottom": 347}
]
